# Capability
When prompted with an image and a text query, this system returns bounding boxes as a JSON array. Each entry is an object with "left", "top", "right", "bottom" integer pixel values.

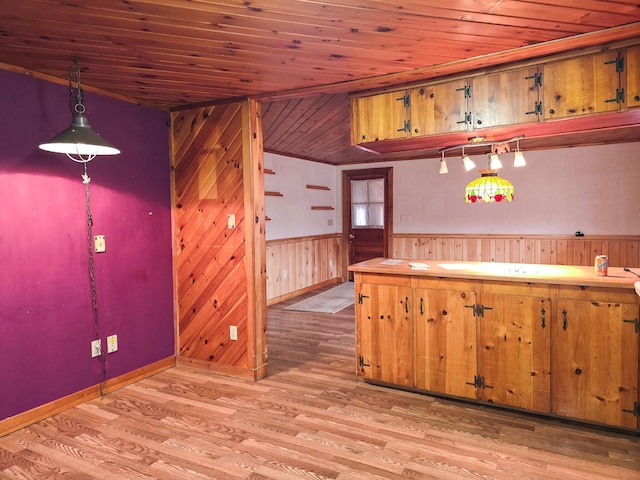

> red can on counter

[{"left": 595, "top": 255, "right": 608, "bottom": 276}]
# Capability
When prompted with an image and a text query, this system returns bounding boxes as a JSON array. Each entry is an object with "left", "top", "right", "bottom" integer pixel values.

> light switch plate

[
  {"left": 94, "top": 235, "right": 106, "bottom": 253},
  {"left": 227, "top": 214, "right": 236, "bottom": 229},
  {"left": 91, "top": 339, "right": 102, "bottom": 358}
]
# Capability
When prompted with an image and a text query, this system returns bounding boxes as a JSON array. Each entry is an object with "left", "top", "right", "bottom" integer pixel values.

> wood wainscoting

[
  {"left": 267, "top": 233, "right": 344, "bottom": 305},
  {"left": 392, "top": 234, "right": 640, "bottom": 267}
]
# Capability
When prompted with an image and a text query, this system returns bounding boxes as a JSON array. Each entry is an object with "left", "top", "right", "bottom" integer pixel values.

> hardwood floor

[{"left": 1, "top": 285, "right": 639, "bottom": 479}]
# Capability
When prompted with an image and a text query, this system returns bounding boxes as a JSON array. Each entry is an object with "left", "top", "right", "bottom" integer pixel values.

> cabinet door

[
  {"left": 543, "top": 51, "right": 622, "bottom": 119},
  {"left": 410, "top": 79, "right": 470, "bottom": 136},
  {"left": 552, "top": 299, "right": 639, "bottom": 429},
  {"left": 476, "top": 294, "right": 551, "bottom": 412},
  {"left": 351, "top": 91, "right": 408, "bottom": 144},
  {"left": 626, "top": 44, "right": 640, "bottom": 108},
  {"left": 355, "top": 278, "right": 413, "bottom": 387},
  {"left": 471, "top": 67, "right": 541, "bottom": 128},
  {"left": 414, "top": 283, "right": 477, "bottom": 399}
]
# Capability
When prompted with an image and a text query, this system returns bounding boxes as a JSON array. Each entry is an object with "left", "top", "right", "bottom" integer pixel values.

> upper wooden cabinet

[
  {"left": 543, "top": 50, "right": 623, "bottom": 119},
  {"left": 627, "top": 44, "right": 640, "bottom": 108},
  {"left": 410, "top": 79, "right": 470, "bottom": 136},
  {"left": 350, "top": 91, "right": 408, "bottom": 143},
  {"left": 350, "top": 41, "right": 640, "bottom": 148},
  {"left": 471, "top": 66, "right": 542, "bottom": 128}
]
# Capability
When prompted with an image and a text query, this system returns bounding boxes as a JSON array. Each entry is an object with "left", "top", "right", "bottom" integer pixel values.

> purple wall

[{"left": 0, "top": 69, "right": 174, "bottom": 420}]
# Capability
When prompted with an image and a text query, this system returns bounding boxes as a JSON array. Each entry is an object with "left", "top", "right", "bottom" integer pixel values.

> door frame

[{"left": 342, "top": 167, "right": 393, "bottom": 278}]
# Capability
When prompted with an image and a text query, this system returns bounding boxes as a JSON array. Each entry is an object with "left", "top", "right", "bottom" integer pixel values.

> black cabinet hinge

[
  {"left": 358, "top": 355, "right": 371, "bottom": 368},
  {"left": 396, "top": 93, "right": 410, "bottom": 107},
  {"left": 524, "top": 72, "right": 543, "bottom": 87},
  {"left": 623, "top": 318, "right": 639, "bottom": 334},
  {"left": 397, "top": 119, "right": 411, "bottom": 133},
  {"left": 622, "top": 402, "right": 639, "bottom": 416},
  {"left": 466, "top": 375, "right": 493, "bottom": 389},
  {"left": 525, "top": 101, "right": 543, "bottom": 116},
  {"left": 605, "top": 88, "right": 625, "bottom": 104},
  {"left": 464, "top": 304, "right": 492, "bottom": 317},
  {"left": 358, "top": 292, "right": 369, "bottom": 304},
  {"left": 605, "top": 57, "right": 625, "bottom": 73}
]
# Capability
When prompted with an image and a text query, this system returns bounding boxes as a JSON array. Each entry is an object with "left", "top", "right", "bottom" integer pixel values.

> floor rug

[{"left": 284, "top": 282, "right": 355, "bottom": 314}]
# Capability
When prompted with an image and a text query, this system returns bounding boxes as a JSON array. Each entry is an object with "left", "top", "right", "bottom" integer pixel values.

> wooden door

[
  {"left": 626, "top": 44, "right": 640, "bottom": 108},
  {"left": 355, "top": 274, "right": 413, "bottom": 387},
  {"left": 343, "top": 168, "right": 392, "bottom": 278},
  {"left": 410, "top": 79, "right": 470, "bottom": 136},
  {"left": 350, "top": 91, "right": 408, "bottom": 144},
  {"left": 350, "top": 228, "right": 384, "bottom": 266},
  {"left": 476, "top": 293, "right": 551, "bottom": 412},
  {"left": 543, "top": 51, "right": 622, "bottom": 119},
  {"left": 414, "top": 279, "right": 477, "bottom": 399},
  {"left": 471, "top": 66, "right": 541, "bottom": 129},
  {"left": 552, "top": 297, "right": 639, "bottom": 429}
]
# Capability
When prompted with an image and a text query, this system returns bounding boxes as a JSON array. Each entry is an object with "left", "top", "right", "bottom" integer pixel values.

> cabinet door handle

[
  {"left": 420, "top": 297, "right": 424, "bottom": 315},
  {"left": 405, "top": 296, "right": 409, "bottom": 314},
  {"left": 562, "top": 309, "right": 568, "bottom": 330},
  {"left": 541, "top": 307, "right": 546, "bottom": 329}
]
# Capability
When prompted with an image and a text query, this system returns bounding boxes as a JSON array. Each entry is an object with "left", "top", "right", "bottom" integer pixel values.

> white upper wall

[
  {"left": 264, "top": 152, "right": 338, "bottom": 241},
  {"left": 266, "top": 142, "right": 640, "bottom": 240}
]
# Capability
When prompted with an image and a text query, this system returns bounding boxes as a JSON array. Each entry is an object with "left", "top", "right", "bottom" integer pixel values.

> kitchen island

[{"left": 348, "top": 258, "right": 640, "bottom": 430}]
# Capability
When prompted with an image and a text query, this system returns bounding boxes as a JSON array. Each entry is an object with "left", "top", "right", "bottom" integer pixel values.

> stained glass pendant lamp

[
  {"left": 465, "top": 169, "right": 514, "bottom": 203},
  {"left": 39, "top": 58, "right": 120, "bottom": 162}
]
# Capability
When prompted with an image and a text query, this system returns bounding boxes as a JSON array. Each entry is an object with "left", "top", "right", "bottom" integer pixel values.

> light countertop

[{"left": 348, "top": 258, "right": 640, "bottom": 290}]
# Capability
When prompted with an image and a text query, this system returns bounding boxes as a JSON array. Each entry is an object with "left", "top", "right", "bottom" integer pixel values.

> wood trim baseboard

[
  {"left": 0, "top": 356, "right": 177, "bottom": 438},
  {"left": 103, "top": 356, "right": 177, "bottom": 395},
  {"left": 177, "top": 356, "right": 260, "bottom": 380},
  {"left": 266, "top": 277, "right": 340, "bottom": 306}
]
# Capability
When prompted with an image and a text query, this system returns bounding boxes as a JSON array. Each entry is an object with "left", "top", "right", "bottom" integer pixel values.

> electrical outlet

[
  {"left": 91, "top": 339, "right": 102, "bottom": 358},
  {"left": 230, "top": 325, "right": 238, "bottom": 341},
  {"left": 107, "top": 334, "right": 118, "bottom": 353},
  {"left": 227, "top": 213, "right": 236, "bottom": 229}
]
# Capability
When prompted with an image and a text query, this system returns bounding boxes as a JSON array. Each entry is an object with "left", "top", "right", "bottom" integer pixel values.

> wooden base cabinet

[
  {"left": 414, "top": 279, "right": 552, "bottom": 412},
  {"left": 355, "top": 273, "right": 413, "bottom": 387},
  {"left": 352, "top": 265, "right": 639, "bottom": 430},
  {"left": 414, "top": 278, "right": 477, "bottom": 399},
  {"left": 552, "top": 286, "right": 640, "bottom": 429},
  {"left": 477, "top": 287, "right": 551, "bottom": 413}
]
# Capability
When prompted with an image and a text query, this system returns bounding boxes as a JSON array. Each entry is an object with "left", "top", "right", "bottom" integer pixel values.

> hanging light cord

[
  {"left": 83, "top": 164, "right": 106, "bottom": 396},
  {"left": 69, "top": 58, "right": 86, "bottom": 117}
]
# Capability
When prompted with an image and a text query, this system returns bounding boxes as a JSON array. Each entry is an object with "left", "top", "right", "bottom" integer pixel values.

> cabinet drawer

[
  {"left": 481, "top": 280, "right": 550, "bottom": 297},
  {"left": 414, "top": 277, "right": 476, "bottom": 291},
  {"left": 556, "top": 285, "right": 638, "bottom": 304},
  {"left": 358, "top": 273, "right": 411, "bottom": 287}
]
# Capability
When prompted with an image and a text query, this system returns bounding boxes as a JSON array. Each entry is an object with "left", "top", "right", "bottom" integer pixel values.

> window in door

[{"left": 351, "top": 178, "right": 384, "bottom": 228}]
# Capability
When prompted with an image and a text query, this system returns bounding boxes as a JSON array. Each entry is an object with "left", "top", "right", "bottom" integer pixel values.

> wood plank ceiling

[{"left": 1, "top": 1, "right": 639, "bottom": 164}]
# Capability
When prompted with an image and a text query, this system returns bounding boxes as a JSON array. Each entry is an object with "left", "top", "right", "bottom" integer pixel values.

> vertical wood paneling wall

[
  {"left": 171, "top": 100, "right": 267, "bottom": 380},
  {"left": 266, "top": 234, "right": 343, "bottom": 304},
  {"left": 392, "top": 234, "right": 640, "bottom": 267}
]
